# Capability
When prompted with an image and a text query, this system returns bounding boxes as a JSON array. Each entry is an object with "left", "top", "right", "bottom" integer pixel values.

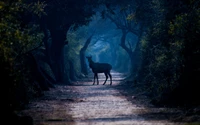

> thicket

[
  {"left": 136, "top": 0, "right": 200, "bottom": 106},
  {"left": 0, "top": 0, "right": 46, "bottom": 114}
]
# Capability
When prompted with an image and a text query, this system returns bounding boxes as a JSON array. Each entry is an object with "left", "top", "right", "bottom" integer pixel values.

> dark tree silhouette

[
  {"left": 80, "top": 34, "right": 94, "bottom": 75},
  {"left": 105, "top": 6, "right": 144, "bottom": 77},
  {"left": 39, "top": 0, "right": 96, "bottom": 83}
]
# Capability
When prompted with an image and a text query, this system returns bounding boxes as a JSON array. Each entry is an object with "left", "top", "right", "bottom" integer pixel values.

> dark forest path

[{"left": 18, "top": 71, "right": 190, "bottom": 125}]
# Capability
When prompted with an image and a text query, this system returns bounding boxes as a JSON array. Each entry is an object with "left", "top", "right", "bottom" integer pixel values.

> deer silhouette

[{"left": 86, "top": 56, "right": 112, "bottom": 85}]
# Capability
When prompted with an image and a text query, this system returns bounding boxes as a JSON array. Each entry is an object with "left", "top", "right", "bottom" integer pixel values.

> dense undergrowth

[{"left": 133, "top": 0, "right": 200, "bottom": 107}]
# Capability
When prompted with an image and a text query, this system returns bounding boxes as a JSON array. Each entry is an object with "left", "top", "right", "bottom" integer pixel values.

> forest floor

[{"left": 18, "top": 71, "right": 200, "bottom": 125}]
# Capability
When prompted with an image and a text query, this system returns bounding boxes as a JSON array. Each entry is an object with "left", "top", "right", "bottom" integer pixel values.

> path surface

[{"left": 18, "top": 72, "right": 187, "bottom": 125}]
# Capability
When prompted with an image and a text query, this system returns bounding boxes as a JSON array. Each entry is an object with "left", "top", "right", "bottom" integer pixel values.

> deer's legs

[
  {"left": 103, "top": 73, "right": 108, "bottom": 85},
  {"left": 93, "top": 73, "right": 96, "bottom": 85},
  {"left": 93, "top": 73, "right": 99, "bottom": 85},
  {"left": 108, "top": 72, "right": 112, "bottom": 85},
  {"left": 96, "top": 73, "right": 99, "bottom": 85}
]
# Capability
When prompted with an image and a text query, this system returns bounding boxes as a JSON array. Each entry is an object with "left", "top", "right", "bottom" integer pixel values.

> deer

[{"left": 86, "top": 56, "right": 112, "bottom": 85}]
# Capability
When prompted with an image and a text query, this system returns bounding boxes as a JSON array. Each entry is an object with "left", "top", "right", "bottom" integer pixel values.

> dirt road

[{"left": 18, "top": 72, "right": 189, "bottom": 125}]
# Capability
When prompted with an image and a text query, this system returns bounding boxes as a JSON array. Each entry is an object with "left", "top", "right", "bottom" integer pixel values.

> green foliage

[
  {"left": 0, "top": 0, "right": 45, "bottom": 62},
  {"left": 137, "top": 0, "right": 200, "bottom": 105},
  {"left": 168, "top": 14, "right": 187, "bottom": 37},
  {"left": 140, "top": 36, "right": 148, "bottom": 51},
  {"left": 26, "top": 1, "right": 47, "bottom": 17},
  {"left": 126, "top": 13, "right": 135, "bottom": 21},
  {"left": 65, "top": 31, "right": 85, "bottom": 78},
  {"left": 0, "top": 0, "right": 46, "bottom": 110}
]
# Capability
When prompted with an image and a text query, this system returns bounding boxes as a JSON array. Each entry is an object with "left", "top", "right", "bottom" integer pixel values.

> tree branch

[{"left": 15, "top": 41, "right": 43, "bottom": 61}]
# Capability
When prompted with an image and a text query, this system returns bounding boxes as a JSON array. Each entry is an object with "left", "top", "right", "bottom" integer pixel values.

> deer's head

[{"left": 86, "top": 56, "right": 92, "bottom": 62}]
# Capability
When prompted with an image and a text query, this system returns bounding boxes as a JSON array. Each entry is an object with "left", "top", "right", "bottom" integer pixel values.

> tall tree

[
  {"left": 0, "top": 0, "right": 49, "bottom": 122},
  {"left": 39, "top": 0, "right": 96, "bottom": 83},
  {"left": 137, "top": 0, "right": 200, "bottom": 105},
  {"left": 104, "top": 1, "right": 147, "bottom": 76},
  {"left": 80, "top": 34, "right": 94, "bottom": 75}
]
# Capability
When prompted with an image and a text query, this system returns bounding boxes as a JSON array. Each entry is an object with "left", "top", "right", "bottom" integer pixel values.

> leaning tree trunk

[
  {"left": 120, "top": 29, "right": 134, "bottom": 73},
  {"left": 120, "top": 28, "right": 144, "bottom": 78},
  {"left": 27, "top": 52, "right": 51, "bottom": 91},
  {"left": 131, "top": 37, "right": 142, "bottom": 76},
  {"left": 131, "top": 26, "right": 144, "bottom": 77},
  {"left": 80, "top": 34, "right": 94, "bottom": 75},
  {"left": 39, "top": 18, "right": 57, "bottom": 84}
]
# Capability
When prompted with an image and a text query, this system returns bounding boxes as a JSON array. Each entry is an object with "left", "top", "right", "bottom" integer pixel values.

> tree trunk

[
  {"left": 40, "top": 68, "right": 56, "bottom": 86},
  {"left": 40, "top": 12, "right": 70, "bottom": 83},
  {"left": 80, "top": 34, "right": 94, "bottom": 75},
  {"left": 68, "top": 60, "right": 76, "bottom": 81},
  {"left": 131, "top": 26, "right": 144, "bottom": 77},
  {"left": 131, "top": 38, "right": 141, "bottom": 76},
  {"left": 27, "top": 53, "right": 50, "bottom": 91},
  {"left": 120, "top": 29, "right": 134, "bottom": 73},
  {"left": 49, "top": 29, "right": 66, "bottom": 83},
  {"left": 39, "top": 19, "right": 56, "bottom": 83}
]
